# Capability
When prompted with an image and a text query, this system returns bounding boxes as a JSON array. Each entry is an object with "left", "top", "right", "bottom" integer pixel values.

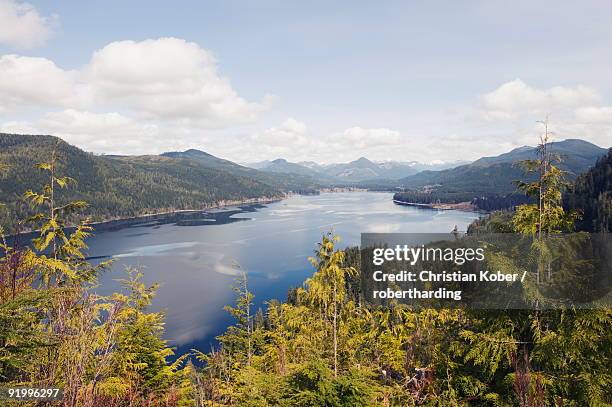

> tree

[
  {"left": 305, "top": 233, "right": 356, "bottom": 377},
  {"left": 0, "top": 152, "right": 192, "bottom": 406},
  {"left": 218, "top": 271, "right": 255, "bottom": 368},
  {"left": 512, "top": 118, "right": 579, "bottom": 237}
]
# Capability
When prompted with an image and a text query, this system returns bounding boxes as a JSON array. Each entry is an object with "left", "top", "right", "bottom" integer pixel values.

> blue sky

[{"left": 0, "top": 0, "right": 610, "bottom": 163}]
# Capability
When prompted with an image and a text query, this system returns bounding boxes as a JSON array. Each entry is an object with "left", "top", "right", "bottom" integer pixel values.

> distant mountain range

[
  {"left": 0, "top": 134, "right": 321, "bottom": 231},
  {"left": 396, "top": 139, "right": 608, "bottom": 195},
  {"left": 247, "top": 157, "right": 469, "bottom": 182},
  {"left": 160, "top": 149, "right": 324, "bottom": 191},
  {"left": 0, "top": 134, "right": 608, "bottom": 231}
]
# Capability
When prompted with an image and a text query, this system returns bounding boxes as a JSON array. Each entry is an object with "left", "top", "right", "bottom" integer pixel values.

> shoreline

[
  {"left": 5, "top": 189, "right": 372, "bottom": 240},
  {"left": 61, "top": 188, "right": 376, "bottom": 231},
  {"left": 7, "top": 195, "right": 286, "bottom": 241},
  {"left": 392, "top": 199, "right": 477, "bottom": 212},
  {"left": 8, "top": 190, "right": 474, "bottom": 241},
  {"left": 88, "top": 195, "right": 285, "bottom": 231}
]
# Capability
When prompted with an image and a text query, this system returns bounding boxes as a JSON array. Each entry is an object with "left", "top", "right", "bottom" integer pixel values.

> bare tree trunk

[
  {"left": 333, "top": 279, "right": 338, "bottom": 378},
  {"left": 243, "top": 273, "right": 252, "bottom": 366}
]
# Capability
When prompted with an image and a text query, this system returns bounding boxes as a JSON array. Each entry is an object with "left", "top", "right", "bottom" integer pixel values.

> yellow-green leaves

[{"left": 24, "top": 189, "right": 48, "bottom": 206}]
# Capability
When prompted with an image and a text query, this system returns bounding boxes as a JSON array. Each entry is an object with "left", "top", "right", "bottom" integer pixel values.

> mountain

[
  {"left": 397, "top": 139, "right": 608, "bottom": 196},
  {"left": 255, "top": 158, "right": 326, "bottom": 178},
  {"left": 324, "top": 157, "right": 465, "bottom": 181},
  {"left": 246, "top": 160, "right": 273, "bottom": 170},
  {"left": 408, "top": 160, "right": 471, "bottom": 171},
  {"left": 0, "top": 134, "right": 318, "bottom": 231},
  {"left": 323, "top": 157, "right": 382, "bottom": 181},
  {"left": 298, "top": 161, "right": 326, "bottom": 172},
  {"left": 323, "top": 157, "right": 430, "bottom": 182},
  {"left": 162, "top": 150, "right": 326, "bottom": 192},
  {"left": 471, "top": 139, "right": 603, "bottom": 173},
  {"left": 248, "top": 157, "right": 468, "bottom": 182}
]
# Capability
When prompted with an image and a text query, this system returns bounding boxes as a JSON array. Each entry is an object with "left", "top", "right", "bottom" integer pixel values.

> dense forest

[
  {"left": 189, "top": 139, "right": 611, "bottom": 405},
  {"left": 393, "top": 147, "right": 611, "bottom": 213},
  {"left": 564, "top": 149, "right": 612, "bottom": 232},
  {"left": 1, "top": 133, "right": 610, "bottom": 405},
  {"left": 0, "top": 134, "right": 326, "bottom": 232},
  {"left": 393, "top": 191, "right": 478, "bottom": 205},
  {"left": 392, "top": 191, "right": 534, "bottom": 211},
  {"left": 395, "top": 139, "right": 606, "bottom": 197}
]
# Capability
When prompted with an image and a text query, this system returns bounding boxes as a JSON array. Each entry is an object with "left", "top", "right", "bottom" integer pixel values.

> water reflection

[{"left": 87, "top": 192, "right": 480, "bottom": 353}]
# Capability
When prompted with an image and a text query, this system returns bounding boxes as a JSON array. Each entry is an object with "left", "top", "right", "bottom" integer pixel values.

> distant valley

[
  {"left": 247, "top": 157, "right": 469, "bottom": 182},
  {"left": 0, "top": 133, "right": 608, "bottom": 231}
]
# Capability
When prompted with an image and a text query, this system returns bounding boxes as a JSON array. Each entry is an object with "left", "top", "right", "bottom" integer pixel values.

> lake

[{"left": 88, "top": 192, "right": 480, "bottom": 354}]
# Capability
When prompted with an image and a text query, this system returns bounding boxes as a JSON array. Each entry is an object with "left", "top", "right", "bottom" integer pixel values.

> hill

[
  {"left": 251, "top": 157, "right": 423, "bottom": 182},
  {"left": 397, "top": 139, "right": 607, "bottom": 196},
  {"left": 248, "top": 157, "right": 468, "bottom": 183},
  {"left": 162, "top": 149, "right": 325, "bottom": 192},
  {"left": 255, "top": 159, "right": 344, "bottom": 184},
  {"left": 564, "top": 148, "right": 612, "bottom": 232},
  {"left": 0, "top": 134, "right": 295, "bottom": 231},
  {"left": 471, "top": 139, "right": 604, "bottom": 173}
]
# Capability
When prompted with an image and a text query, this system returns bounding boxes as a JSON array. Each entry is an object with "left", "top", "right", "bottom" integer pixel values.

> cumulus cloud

[
  {"left": 255, "top": 118, "right": 310, "bottom": 146},
  {"left": 331, "top": 127, "right": 402, "bottom": 149},
  {"left": 1, "top": 55, "right": 610, "bottom": 161},
  {"left": 441, "top": 79, "right": 612, "bottom": 160},
  {"left": 221, "top": 120, "right": 410, "bottom": 163},
  {"left": 0, "top": 0, "right": 56, "bottom": 49},
  {"left": 479, "top": 79, "right": 600, "bottom": 120},
  {"left": 87, "top": 38, "right": 273, "bottom": 125},
  {"left": 234, "top": 118, "right": 320, "bottom": 160},
  {"left": 0, "top": 55, "right": 89, "bottom": 111},
  {"left": 0, "top": 37, "right": 271, "bottom": 128},
  {"left": 0, "top": 109, "right": 181, "bottom": 154}
]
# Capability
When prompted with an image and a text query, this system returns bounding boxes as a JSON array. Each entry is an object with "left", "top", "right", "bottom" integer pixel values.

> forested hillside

[
  {"left": 190, "top": 136, "right": 611, "bottom": 406},
  {"left": 162, "top": 149, "right": 326, "bottom": 192},
  {"left": 397, "top": 139, "right": 607, "bottom": 196},
  {"left": 564, "top": 148, "right": 612, "bottom": 232},
  {"left": 1, "top": 133, "right": 610, "bottom": 405},
  {"left": 0, "top": 134, "right": 286, "bottom": 231},
  {"left": 249, "top": 156, "right": 427, "bottom": 182}
]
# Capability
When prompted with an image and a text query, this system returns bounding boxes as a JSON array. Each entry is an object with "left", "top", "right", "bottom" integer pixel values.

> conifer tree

[{"left": 305, "top": 233, "right": 356, "bottom": 377}]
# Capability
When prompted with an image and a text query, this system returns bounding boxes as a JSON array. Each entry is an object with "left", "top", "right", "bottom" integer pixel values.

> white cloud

[
  {"left": 439, "top": 79, "right": 612, "bottom": 161},
  {"left": 331, "top": 127, "right": 402, "bottom": 149},
  {"left": 0, "top": 37, "right": 271, "bottom": 128},
  {"left": 0, "top": 55, "right": 90, "bottom": 111},
  {"left": 1, "top": 58, "right": 610, "bottom": 162},
  {"left": 574, "top": 106, "right": 612, "bottom": 124},
  {"left": 0, "top": 0, "right": 56, "bottom": 49},
  {"left": 0, "top": 109, "right": 180, "bottom": 154},
  {"left": 479, "top": 79, "right": 600, "bottom": 120},
  {"left": 255, "top": 118, "right": 310, "bottom": 146},
  {"left": 222, "top": 120, "right": 409, "bottom": 163},
  {"left": 87, "top": 38, "right": 272, "bottom": 125},
  {"left": 232, "top": 118, "right": 319, "bottom": 160}
]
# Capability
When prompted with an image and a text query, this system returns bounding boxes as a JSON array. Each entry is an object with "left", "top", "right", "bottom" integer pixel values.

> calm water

[{"left": 88, "top": 192, "right": 480, "bottom": 353}]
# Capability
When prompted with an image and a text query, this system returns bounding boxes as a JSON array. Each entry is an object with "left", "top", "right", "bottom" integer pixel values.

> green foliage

[
  {"left": 0, "top": 289, "right": 54, "bottom": 378},
  {"left": 0, "top": 155, "right": 192, "bottom": 406},
  {"left": 564, "top": 148, "right": 612, "bottom": 232},
  {"left": 218, "top": 272, "right": 256, "bottom": 367},
  {"left": 0, "top": 134, "right": 287, "bottom": 233},
  {"left": 285, "top": 361, "right": 374, "bottom": 407},
  {"left": 191, "top": 131, "right": 611, "bottom": 406},
  {"left": 1, "top": 132, "right": 610, "bottom": 406},
  {"left": 512, "top": 158, "right": 579, "bottom": 235},
  {"left": 397, "top": 139, "right": 606, "bottom": 197}
]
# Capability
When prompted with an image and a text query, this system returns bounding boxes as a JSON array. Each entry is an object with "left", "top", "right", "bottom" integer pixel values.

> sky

[{"left": 0, "top": 0, "right": 611, "bottom": 164}]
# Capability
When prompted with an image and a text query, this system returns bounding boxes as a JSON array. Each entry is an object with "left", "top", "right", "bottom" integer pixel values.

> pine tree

[{"left": 305, "top": 233, "right": 356, "bottom": 377}]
